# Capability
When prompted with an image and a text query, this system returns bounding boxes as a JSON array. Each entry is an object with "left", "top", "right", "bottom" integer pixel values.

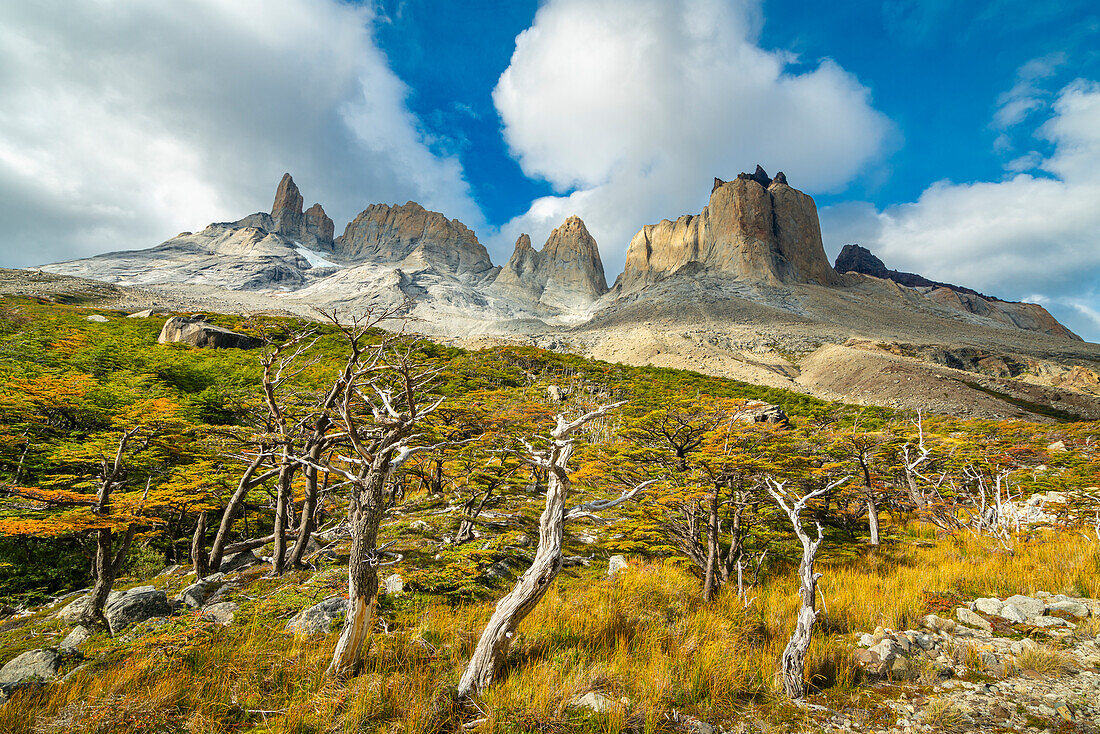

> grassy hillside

[{"left": 1, "top": 298, "right": 1098, "bottom": 733}]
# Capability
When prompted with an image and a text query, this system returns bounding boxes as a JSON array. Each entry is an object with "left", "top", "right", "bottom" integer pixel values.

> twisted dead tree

[
  {"left": 457, "top": 402, "right": 654, "bottom": 699},
  {"left": 765, "top": 475, "right": 848, "bottom": 699},
  {"left": 306, "top": 312, "right": 446, "bottom": 678}
]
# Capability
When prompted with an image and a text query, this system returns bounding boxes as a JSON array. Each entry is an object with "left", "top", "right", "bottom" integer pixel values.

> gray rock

[
  {"left": 85, "top": 314, "right": 108, "bottom": 322},
  {"left": 870, "top": 638, "right": 904, "bottom": 662},
  {"left": 158, "top": 316, "right": 259, "bottom": 349},
  {"left": 1047, "top": 599, "right": 1089, "bottom": 618},
  {"left": 973, "top": 597, "right": 1004, "bottom": 616},
  {"left": 922, "top": 613, "right": 956, "bottom": 632},
  {"left": 382, "top": 574, "right": 404, "bottom": 595},
  {"left": 547, "top": 384, "right": 570, "bottom": 402},
  {"left": 219, "top": 550, "right": 261, "bottom": 573},
  {"left": 175, "top": 574, "right": 225, "bottom": 608},
  {"left": 285, "top": 596, "right": 345, "bottom": 635},
  {"left": 1033, "top": 615, "right": 1071, "bottom": 628},
  {"left": 60, "top": 625, "right": 91, "bottom": 652},
  {"left": 607, "top": 555, "right": 628, "bottom": 576},
  {"left": 568, "top": 691, "right": 623, "bottom": 713},
  {"left": 200, "top": 601, "right": 238, "bottom": 626},
  {"left": 0, "top": 649, "right": 60, "bottom": 690},
  {"left": 956, "top": 607, "right": 992, "bottom": 632},
  {"left": 484, "top": 560, "right": 513, "bottom": 580},
  {"left": 1005, "top": 594, "right": 1045, "bottom": 618},
  {"left": 106, "top": 589, "right": 171, "bottom": 635},
  {"left": 997, "top": 603, "right": 1028, "bottom": 623}
]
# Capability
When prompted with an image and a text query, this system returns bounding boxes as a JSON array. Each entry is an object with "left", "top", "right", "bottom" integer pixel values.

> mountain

[
  {"left": 32, "top": 169, "right": 1100, "bottom": 421},
  {"left": 615, "top": 166, "right": 838, "bottom": 294},
  {"left": 834, "top": 244, "right": 1078, "bottom": 341},
  {"left": 491, "top": 216, "right": 608, "bottom": 312}
]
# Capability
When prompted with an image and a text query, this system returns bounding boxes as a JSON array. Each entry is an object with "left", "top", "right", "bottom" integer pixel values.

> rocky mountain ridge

[{"left": 31, "top": 169, "right": 1100, "bottom": 420}]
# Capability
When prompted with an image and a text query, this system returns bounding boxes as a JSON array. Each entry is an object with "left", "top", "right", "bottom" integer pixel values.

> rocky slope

[{"left": 835, "top": 244, "right": 1079, "bottom": 341}]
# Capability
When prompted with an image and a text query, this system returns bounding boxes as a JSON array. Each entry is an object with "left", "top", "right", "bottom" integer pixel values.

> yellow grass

[{"left": 1, "top": 529, "right": 1097, "bottom": 733}]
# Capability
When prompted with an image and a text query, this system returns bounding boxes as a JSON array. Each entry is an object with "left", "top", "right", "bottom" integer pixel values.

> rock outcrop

[
  {"left": 336, "top": 202, "right": 495, "bottom": 278},
  {"left": 158, "top": 316, "right": 260, "bottom": 349},
  {"left": 836, "top": 244, "right": 1081, "bottom": 341},
  {"left": 616, "top": 167, "right": 839, "bottom": 293},
  {"left": 491, "top": 216, "right": 609, "bottom": 311},
  {"left": 266, "top": 173, "right": 335, "bottom": 251}
]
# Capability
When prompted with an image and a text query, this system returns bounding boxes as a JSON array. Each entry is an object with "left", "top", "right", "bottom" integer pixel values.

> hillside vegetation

[{"left": 0, "top": 298, "right": 1098, "bottom": 733}]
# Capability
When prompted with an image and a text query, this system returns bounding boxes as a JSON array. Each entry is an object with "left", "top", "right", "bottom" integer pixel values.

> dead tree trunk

[
  {"left": 765, "top": 476, "right": 847, "bottom": 699},
  {"left": 208, "top": 450, "right": 276, "bottom": 573},
  {"left": 190, "top": 510, "right": 209, "bottom": 578},
  {"left": 327, "top": 469, "right": 386, "bottom": 677},
  {"left": 702, "top": 489, "right": 720, "bottom": 602},
  {"left": 457, "top": 402, "right": 652, "bottom": 699}
]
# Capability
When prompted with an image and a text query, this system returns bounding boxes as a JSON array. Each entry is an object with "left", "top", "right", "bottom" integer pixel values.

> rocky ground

[{"left": 813, "top": 592, "right": 1100, "bottom": 733}]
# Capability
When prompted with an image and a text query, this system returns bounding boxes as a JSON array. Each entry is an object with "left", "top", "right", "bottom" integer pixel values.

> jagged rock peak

[
  {"left": 263, "top": 174, "right": 334, "bottom": 251},
  {"left": 271, "top": 173, "right": 303, "bottom": 227},
  {"left": 303, "top": 203, "right": 334, "bottom": 246},
  {"left": 491, "top": 217, "right": 609, "bottom": 311},
  {"left": 618, "top": 172, "right": 839, "bottom": 292},
  {"left": 736, "top": 164, "right": 773, "bottom": 188},
  {"left": 539, "top": 215, "right": 609, "bottom": 305},
  {"left": 335, "top": 201, "right": 494, "bottom": 277}
]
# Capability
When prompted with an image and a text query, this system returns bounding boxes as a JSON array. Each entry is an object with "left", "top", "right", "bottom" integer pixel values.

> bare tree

[
  {"left": 457, "top": 402, "right": 653, "bottom": 699},
  {"left": 301, "top": 310, "right": 446, "bottom": 679},
  {"left": 765, "top": 475, "right": 848, "bottom": 699}
]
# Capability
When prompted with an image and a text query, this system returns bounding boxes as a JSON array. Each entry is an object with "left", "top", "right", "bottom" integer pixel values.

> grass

[{"left": 0, "top": 528, "right": 1097, "bottom": 733}]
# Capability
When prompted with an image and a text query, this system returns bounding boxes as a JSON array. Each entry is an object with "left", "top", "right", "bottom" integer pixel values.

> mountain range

[{"left": 31, "top": 169, "right": 1100, "bottom": 421}]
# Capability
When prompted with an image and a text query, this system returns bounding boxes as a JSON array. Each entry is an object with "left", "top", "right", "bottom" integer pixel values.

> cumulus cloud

[
  {"left": 488, "top": 0, "right": 893, "bottom": 276},
  {"left": 820, "top": 78, "right": 1100, "bottom": 342},
  {"left": 0, "top": 0, "right": 483, "bottom": 267}
]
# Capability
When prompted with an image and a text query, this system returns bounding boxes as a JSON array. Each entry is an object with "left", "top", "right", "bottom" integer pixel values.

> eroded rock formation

[
  {"left": 492, "top": 216, "right": 608, "bottom": 311},
  {"left": 336, "top": 202, "right": 494, "bottom": 278},
  {"left": 617, "top": 167, "right": 838, "bottom": 293}
]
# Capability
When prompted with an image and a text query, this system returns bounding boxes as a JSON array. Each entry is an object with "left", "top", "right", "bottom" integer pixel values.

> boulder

[
  {"left": 734, "top": 401, "right": 790, "bottom": 427},
  {"left": 0, "top": 649, "right": 60, "bottom": 692},
  {"left": 997, "top": 603, "right": 1028, "bottom": 623},
  {"left": 106, "top": 589, "right": 171, "bottom": 635},
  {"left": 285, "top": 596, "right": 345, "bottom": 635},
  {"left": 219, "top": 550, "right": 261, "bottom": 573},
  {"left": 382, "top": 574, "right": 404, "bottom": 595},
  {"left": 157, "top": 316, "right": 260, "bottom": 349},
  {"left": 569, "top": 691, "right": 625, "bottom": 713},
  {"left": 1047, "top": 440, "right": 1068, "bottom": 453},
  {"left": 547, "top": 384, "right": 570, "bottom": 402},
  {"left": 175, "top": 574, "right": 225, "bottom": 608},
  {"left": 60, "top": 625, "right": 91, "bottom": 652},
  {"left": 1032, "top": 615, "right": 1071, "bottom": 628},
  {"left": 57, "top": 590, "right": 123, "bottom": 623},
  {"left": 1047, "top": 600, "right": 1089, "bottom": 618},
  {"left": 608, "top": 555, "right": 629, "bottom": 576},
  {"left": 126, "top": 308, "right": 168, "bottom": 318},
  {"left": 1005, "top": 594, "right": 1046, "bottom": 618},
  {"left": 200, "top": 602, "right": 238, "bottom": 626},
  {"left": 974, "top": 597, "right": 1004, "bottom": 616},
  {"left": 956, "top": 607, "right": 992, "bottom": 633},
  {"left": 85, "top": 314, "right": 108, "bottom": 322}
]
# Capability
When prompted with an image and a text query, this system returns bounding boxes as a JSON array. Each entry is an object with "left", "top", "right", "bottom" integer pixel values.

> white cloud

[
  {"left": 487, "top": 0, "right": 893, "bottom": 277},
  {"left": 820, "top": 78, "right": 1100, "bottom": 342},
  {"left": 992, "top": 52, "right": 1064, "bottom": 129},
  {"left": 0, "top": 0, "right": 483, "bottom": 267}
]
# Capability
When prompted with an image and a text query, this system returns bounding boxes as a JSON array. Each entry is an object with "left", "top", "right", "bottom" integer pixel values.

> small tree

[
  {"left": 765, "top": 474, "right": 848, "bottom": 699},
  {"left": 457, "top": 402, "right": 653, "bottom": 698}
]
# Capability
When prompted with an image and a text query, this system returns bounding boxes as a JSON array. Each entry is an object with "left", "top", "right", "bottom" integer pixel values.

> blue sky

[{"left": 0, "top": 0, "right": 1097, "bottom": 339}]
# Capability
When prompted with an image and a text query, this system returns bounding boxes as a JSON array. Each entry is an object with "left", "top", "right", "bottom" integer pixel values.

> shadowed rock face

[
  {"left": 335, "top": 202, "right": 494, "bottom": 278},
  {"left": 617, "top": 167, "right": 839, "bottom": 293},
  {"left": 491, "top": 216, "right": 609, "bottom": 311}
]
